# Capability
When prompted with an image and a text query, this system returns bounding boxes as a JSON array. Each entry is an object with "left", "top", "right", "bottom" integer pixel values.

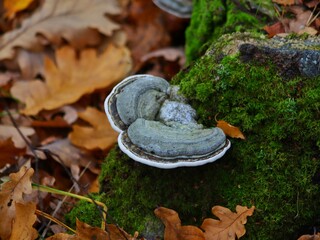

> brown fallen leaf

[
  {"left": 0, "top": 71, "right": 20, "bottom": 87},
  {"left": 216, "top": 120, "right": 245, "bottom": 139},
  {"left": 298, "top": 233, "right": 320, "bottom": 240},
  {"left": 36, "top": 139, "right": 100, "bottom": 180},
  {"left": 10, "top": 202, "right": 38, "bottom": 240},
  {"left": 0, "top": 166, "right": 34, "bottom": 239},
  {"left": 0, "top": 124, "right": 35, "bottom": 148},
  {"left": 0, "top": 0, "right": 122, "bottom": 60},
  {"left": 154, "top": 207, "right": 205, "bottom": 240},
  {"left": 141, "top": 47, "right": 186, "bottom": 67},
  {"left": 272, "top": 0, "right": 295, "bottom": 5},
  {"left": 287, "top": 8, "right": 312, "bottom": 33},
  {"left": 201, "top": 205, "right": 255, "bottom": 240},
  {"left": 75, "top": 219, "right": 110, "bottom": 240},
  {"left": 68, "top": 107, "right": 118, "bottom": 150},
  {"left": 31, "top": 106, "right": 78, "bottom": 128},
  {"left": 123, "top": 0, "right": 171, "bottom": 71},
  {"left": 16, "top": 49, "right": 47, "bottom": 79},
  {"left": 11, "top": 44, "right": 131, "bottom": 115},
  {"left": 46, "top": 233, "right": 77, "bottom": 240},
  {"left": 46, "top": 219, "right": 136, "bottom": 240},
  {"left": 263, "top": 22, "right": 285, "bottom": 38},
  {"left": 4, "top": 0, "right": 35, "bottom": 19},
  {"left": 305, "top": 0, "right": 320, "bottom": 8},
  {"left": 0, "top": 138, "right": 25, "bottom": 169},
  {"left": 298, "top": 26, "right": 318, "bottom": 35}
]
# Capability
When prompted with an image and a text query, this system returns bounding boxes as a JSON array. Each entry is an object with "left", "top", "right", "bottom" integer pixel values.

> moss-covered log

[{"left": 66, "top": 1, "right": 320, "bottom": 239}]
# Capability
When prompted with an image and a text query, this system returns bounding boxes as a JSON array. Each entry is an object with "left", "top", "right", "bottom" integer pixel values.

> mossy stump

[{"left": 67, "top": 33, "right": 320, "bottom": 239}]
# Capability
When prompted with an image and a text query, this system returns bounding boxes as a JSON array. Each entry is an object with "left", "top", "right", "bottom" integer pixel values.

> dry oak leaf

[
  {"left": 0, "top": 166, "right": 34, "bottom": 239},
  {"left": 0, "top": 138, "right": 26, "bottom": 169},
  {"left": 0, "top": 0, "right": 122, "bottom": 61},
  {"left": 0, "top": 124, "right": 35, "bottom": 148},
  {"left": 9, "top": 202, "right": 38, "bottom": 240},
  {"left": 35, "top": 138, "right": 100, "bottom": 193},
  {"left": 263, "top": 22, "right": 285, "bottom": 38},
  {"left": 154, "top": 207, "right": 205, "bottom": 240},
  {"left": 11, "top": 44, "right": 131, "bottom": 115},
  {"left": 216, "top": 120, "right": 245, "bottom": 139},
  {"left": 298, "top": 233, "right": 320, "bottom": 240},
  {"left": 46, "top": 219, "right": 136, "bottom": 240},
  {"left": 272, "top": 0, "right": 295, "bottom": 5},
  {"left": 201, "top": 205, "right": 255, "bottom": 240},
  {"left": 69, "top": 107, "right": 118, "bottom": 150},
  {"left": 4, "top": 0, "right": 35, "bottom": 19}
]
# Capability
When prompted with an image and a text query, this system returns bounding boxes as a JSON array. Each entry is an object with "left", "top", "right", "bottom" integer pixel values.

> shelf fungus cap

[
  {"left": 118, "top": 118, "right": 231, "bottom": 169},
  {"left": 104, "top": 74, "right": 170, "bottom": 132},
  {"left": 152, "top": 0, "right": 192, "bottom": 18},
  {"left": 105, "top": 74, "right": 231, "bottom": 169}
]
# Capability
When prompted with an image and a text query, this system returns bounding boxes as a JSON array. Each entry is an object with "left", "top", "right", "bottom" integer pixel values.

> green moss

[
  {"left": 185, "top": 0, "right": 274, "bottom": 62},
  {"left": 97, "top": 147, "right": 234, "bottom": 236},
  {"left": 65, "top": 193, "right": 107, "bottom": 229},
  {"left": 172, "top": 52, "right": 320, "bottom": 239}
]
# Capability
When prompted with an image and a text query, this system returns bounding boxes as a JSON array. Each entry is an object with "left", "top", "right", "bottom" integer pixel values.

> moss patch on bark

[{"left": 185, "top": 0, "right": 275, "bottom": 62}]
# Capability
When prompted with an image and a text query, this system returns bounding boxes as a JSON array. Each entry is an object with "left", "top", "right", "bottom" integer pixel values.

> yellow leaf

[
  {"left": 0, "top": 0, "right": 122, "bottom": 60},
  {"left": 69, "top": 107, "right": 118, "bottom": 150},
  {"left": 201, "top": 205, "right": 255, "bottom": 240},
  {"left": 10, "top": 202, "right": 38, "bottom": 240},
  {"left": 154, "top": 207, "right": 205, "bottom": 240},
  {"left": 11, "top": 45, "right": 132, "bottom": 115},
  {"left": 216, "top": 120, "right": 245, "bottom": 139},
  {"left": 4, "top": 0, "right": 35, "bottom": 19},
  {"left": 0, "top": 167, "right": 34, "bottom": 239}
]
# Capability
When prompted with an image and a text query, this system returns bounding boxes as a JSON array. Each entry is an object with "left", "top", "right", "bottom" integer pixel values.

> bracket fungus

[
  {"left": 152, "top": 0, "right": 192, "bottom": 18},
  {"left": 104, "top": 74, "right": 230, "bottom": 168}
]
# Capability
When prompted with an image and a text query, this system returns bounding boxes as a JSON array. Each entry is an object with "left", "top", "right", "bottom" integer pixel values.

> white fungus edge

[
  {"left": 104, "top": 74, "right": 158, "bottom": 133},
  {"left": 118, "top": 133, "right": 231, "bottom": 169}
]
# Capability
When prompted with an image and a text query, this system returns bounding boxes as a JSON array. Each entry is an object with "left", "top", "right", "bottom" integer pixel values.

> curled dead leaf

[
  {"left": 154, "top": 207, "right": 205, "bottom": 240},
  {"left": 263, "top": 22, "right": 285, "bottom": 38},
  {"left": 216, "top": 120, "right": 245, "bottom": 139}
]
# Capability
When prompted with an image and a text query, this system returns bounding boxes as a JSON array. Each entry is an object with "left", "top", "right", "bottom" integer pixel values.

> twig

[
  {"left": 0, "top": 97, "right": 43, "bottom": 210},
  {"left": 40, "top": 160, "right": 93, "bottom": 237}
]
